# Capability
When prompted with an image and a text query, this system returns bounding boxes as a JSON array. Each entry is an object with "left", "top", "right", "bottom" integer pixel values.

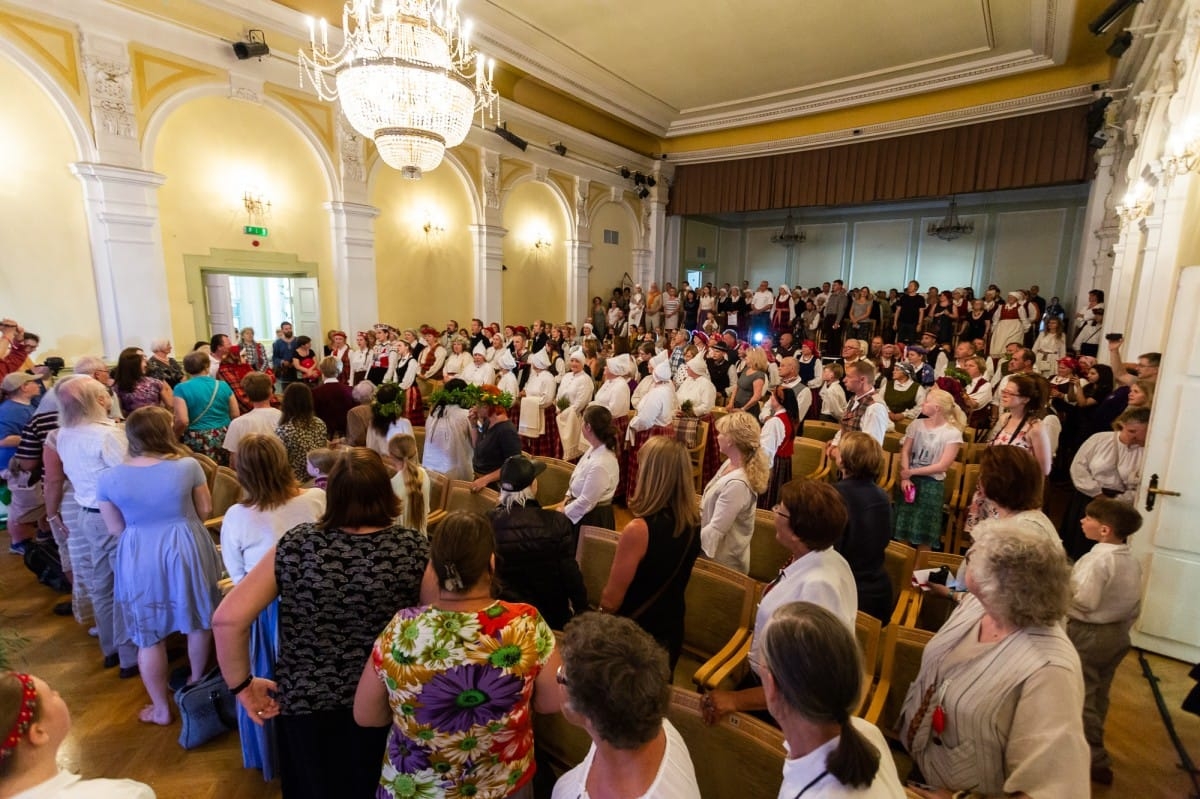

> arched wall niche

[{"left": 502, "top": 178, "right": 573, "bottom": 324}]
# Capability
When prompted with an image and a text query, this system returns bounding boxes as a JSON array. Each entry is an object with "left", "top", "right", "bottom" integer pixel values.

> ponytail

[{"left": 825, "top": 715, "right": 882, "bottom": 788}]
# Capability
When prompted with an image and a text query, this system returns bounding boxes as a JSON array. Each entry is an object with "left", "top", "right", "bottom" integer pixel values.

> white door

[
  {"left": 203, "top": 273, "right": 234, "bottom": 339},
  {"left": 1131, "top": 264, "right": 1200, "bottom": 661},
  {"left": 292, "top": 277, "right": 322, "bottom": 345}
]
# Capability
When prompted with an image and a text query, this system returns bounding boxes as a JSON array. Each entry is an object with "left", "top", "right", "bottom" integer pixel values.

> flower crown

[{"left": 476, "top": 383, "right": 514, "bottom": 409}]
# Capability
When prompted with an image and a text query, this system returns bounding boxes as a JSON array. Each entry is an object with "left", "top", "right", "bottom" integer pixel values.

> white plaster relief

[
  {"left": 84, "top": 56, "right": 135, "bottom": 139},
  {"left": 482, "top": 150, "right": 501, "bottom": 210},
  {"left": 337, "top": 112, "right": 366, "bottom": 184}
]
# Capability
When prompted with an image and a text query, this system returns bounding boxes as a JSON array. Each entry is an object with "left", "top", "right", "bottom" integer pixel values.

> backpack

[{"left": 23, "top": 539, "right": 69, "bottom": 593}]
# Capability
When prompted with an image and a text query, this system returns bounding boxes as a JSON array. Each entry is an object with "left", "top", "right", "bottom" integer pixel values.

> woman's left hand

[
  {"left": 236, "top": 677, "right": 280, "bottom": 725},
  {"left": 700, "top": 690, "right": 736, "bottom": 726}
]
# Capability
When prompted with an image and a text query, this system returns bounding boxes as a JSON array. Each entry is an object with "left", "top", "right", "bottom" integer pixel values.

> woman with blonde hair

[
  {"left": 701, "top": 411, "right": 770, "bottom": 574},
  {"left": 893, "top": 387, "right": 965, "bottom": 551},
  {"left": 729, "top": 346, "right": 768, "bottom": 416},
  {"left": 220, "top": 433, "right": 327, "bottom": 776},
  {"left": 600, "top": 436, "right": 701, "bottom": 669},
  {"left": 387, "top": 433, "right": 430, "bottom": 534},
  {"left": 97, "top": 406, "right": 223, "bottom": 726}
]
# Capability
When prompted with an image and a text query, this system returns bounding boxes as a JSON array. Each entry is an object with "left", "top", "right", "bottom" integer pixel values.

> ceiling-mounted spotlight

[
  {"left": 646, "top": 176, "right": 656, "bottom": 187},
  {"left": 619, "top": 166, "right": 631, "bottom": 179},
  {"left": 492, "top": 122, "right": 528, "bottom": 151},
  {"left": 636, "top": 186, "right": 650, "bottom": 199},
  {"left": 552, "top": 142, "right": 567, "bottom": 156},
  {"left": 233, "top": 29, "right": 270, "bottom": 60},
  {"left": 1107, "top": 30, "right": 1133, "bottom": 57},
  {"left": 633, "top": 173, "right": 646, "bottom": 186},
  {"left": 1088, "top": 0, "right": 1143, "bottom": 35}
]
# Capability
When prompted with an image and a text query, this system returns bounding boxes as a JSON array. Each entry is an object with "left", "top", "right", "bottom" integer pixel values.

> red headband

[{"left": 0, "top": 673, "right": 37, "bottom": 761}]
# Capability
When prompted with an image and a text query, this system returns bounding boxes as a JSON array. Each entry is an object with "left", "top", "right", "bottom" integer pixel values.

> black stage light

[
  {"left": 1088, "top": 0, "right": 1142, "bottom": 35},
  {"left": 1107, "top": 31, "right": 1133, "bottom": 58},
  {"left": 233, "top": 30, "right": 269, "bottom": 60}
]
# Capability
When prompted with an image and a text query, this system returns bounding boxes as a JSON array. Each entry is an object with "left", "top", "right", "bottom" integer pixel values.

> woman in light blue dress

[{"left": 98, "top": 406, "right": 223, "bottom": 726}]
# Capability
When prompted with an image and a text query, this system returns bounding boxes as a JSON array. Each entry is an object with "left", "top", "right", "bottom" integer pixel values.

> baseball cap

[{"left": 499, "top": 455, "right": 546, "bottom": 492}]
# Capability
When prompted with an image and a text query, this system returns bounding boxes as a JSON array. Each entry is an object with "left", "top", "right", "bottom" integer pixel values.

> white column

[
  {"left": 645, "top": 194, "right": 669, "bottom": 285},
  {"left": 1128, "top": 172, "right": 1188, "bottom": 354},
  {"left": 567, "top": 240, "right": 592, "bottom": 325},
  {"left": 471, "top": 224, "right": 507, "bottom": 323},
  {"left": 661, "top": 214, "right": 681, "bottom": 287},
  {"left": 70, "top": 164, "right": 170, "bottom": 357},
  {"left": 325, "top": 202, "right": 380, "bottom": 333},
  {"left": 1070, "top": 148, "right": 1120, "bottom": 316},
  {"left": 632, "top": 249, "right": 652, "bottom": 289}
]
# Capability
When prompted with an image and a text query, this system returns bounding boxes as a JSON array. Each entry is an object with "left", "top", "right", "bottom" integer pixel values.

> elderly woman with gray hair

[
  {"left": 902, "top": 521, "right": 1089, "bottom": 799},
  {"left": 552, "top": 612, "right": 700, "bottom": 798},
  {"left": 145, "top": 338, "right": 183, "bottom": 387}
]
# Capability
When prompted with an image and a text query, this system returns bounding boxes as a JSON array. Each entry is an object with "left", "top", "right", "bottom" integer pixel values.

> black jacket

[{"left": 490, "top": 501, "right": 589, "bottom": 630}]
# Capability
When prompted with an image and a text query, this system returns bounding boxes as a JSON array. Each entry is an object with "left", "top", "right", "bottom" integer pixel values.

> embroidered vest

[
  {"left": 775, "top": 411, "right": 794, "bottom": 458},
  {"left": 839, "top": 392, "right": 877, "bottom": 436}
]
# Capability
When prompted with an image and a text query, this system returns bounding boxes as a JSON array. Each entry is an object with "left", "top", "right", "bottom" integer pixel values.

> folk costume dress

[{"left": 369, "top": 602, "right": 554, "bottom": 799}]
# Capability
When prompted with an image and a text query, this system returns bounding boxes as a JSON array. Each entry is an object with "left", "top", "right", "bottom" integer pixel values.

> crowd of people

[{"left": 0, "top": 271, "right": 1157, "bottom": 797}]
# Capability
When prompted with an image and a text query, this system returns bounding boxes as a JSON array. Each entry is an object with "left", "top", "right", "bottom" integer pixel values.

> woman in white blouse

[
  {"left": 700, "top": 411, "right": 770, "bottom": 573},
  {"left": 441, "top": 337, "right": 471, "bottom": 381},
  {"left": 219, "top": 433, "right": 325, "bottom": 778},
  {"left": 1032, "top": 317, "right": 1068, "bottom": 376},
  {"left": 594, "top": 353, "right": 633, "bottom": 418},
  {"left": 562, "top": 405, "right": 621, "bottom": 531}
]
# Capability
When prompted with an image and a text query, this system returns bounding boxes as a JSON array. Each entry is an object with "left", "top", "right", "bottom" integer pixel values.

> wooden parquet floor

[{"left": 4, "top": 536, "right": 1200, "bottom": 798}]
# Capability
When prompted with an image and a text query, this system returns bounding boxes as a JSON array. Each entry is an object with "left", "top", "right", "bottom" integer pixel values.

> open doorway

[{"left": 203, "top": 274, "right": 321, "bottom": 345}]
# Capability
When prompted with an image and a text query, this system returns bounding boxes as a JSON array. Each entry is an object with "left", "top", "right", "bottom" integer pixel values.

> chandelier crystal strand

[{"left": 300, "top": 0, "right": 498, "bottom": 178}]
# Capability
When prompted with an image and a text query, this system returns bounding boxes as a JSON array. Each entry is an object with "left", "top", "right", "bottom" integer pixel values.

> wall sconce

[
  {"left": 422, "top": 214, "right": 446, "bottom": 235},
  {"left": 243, "top": 189, "right": 271, "bottom": 224},
  {"left": 533, "top": 234, "right": 552, "bottom": 250},
  {"left": 1115, "top": 180, "right": 1152, "bottom": 223},
  {"left": 1162, "top": 119, "right": 1200, "bottom": 179}
]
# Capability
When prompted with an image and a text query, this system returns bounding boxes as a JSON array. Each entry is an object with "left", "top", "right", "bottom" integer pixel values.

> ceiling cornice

[{"left": 664, "top": 84, "right": 1100, "bottom": 165}]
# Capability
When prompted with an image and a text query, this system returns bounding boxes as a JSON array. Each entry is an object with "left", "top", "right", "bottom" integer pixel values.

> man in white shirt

[
  {"left": 777, "top": 356, "right": 812, "bottom": 422},
  {"left": 919, "top": 331, "right": 950, "bottom": 378},
  {"left": 221, "top": 372, "right": 281, "bottom": 469},
  {"left": 828, "top": 360, "right": 887, "bottom": 455},
  {"left": 750, "top": 280, "right": 774, "bottom": 333}
]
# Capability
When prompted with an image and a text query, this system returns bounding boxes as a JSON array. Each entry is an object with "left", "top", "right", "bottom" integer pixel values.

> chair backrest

[
  {"left": 667, "top": 688, "right": 785, "bottom": 799},
  {"left": 427, "top": 469, "right": 450, "bottom": 513},
  {"left": 876, "top": 451, "right": 894, "bottom": 490},
  {"left": 576, "top": 525, "right": 620, "bottom": 609},
  {"left": 686, "top": 420, "right": 709, "bottom": 493},
  {"left": 682, "top": 558, "right": 757, "bottom": 665},
  {"left": 440, "top": 480, "right": 499, "bottom": 519},
  {"left": 882, "top": 431, "right": 904, "bottom": 454},
  {"left": 914, "top": 550, "right": 964, "bottom": 575},
  {"left": 413, "top": 425, "right": 426, "bottom": 462},
  {"left": 942, "top": 461, "right": 963, "bottom": 509},
  {"left": 791, "top": 437, "right": 826, "bottom": 479},
  {"left": 803, "top": 419, "right": 840, "bottom": 442},
  {"left": 209, "top": 466, "right": 243, "bottom": 520},
  {"left": 189, "top": 452, "right": 218, "bottom": 490},
  {"left": 855, "top": 610, "right": 883, "bottom": 678},
  {"left": 532, "top": 631, "right": 594, "bottom": 779},
  {"left": 874, "top": 624, "right": 935, "bottom": 738},
  {"left": 883, "top": 540, "right": 917, "bottom": 611},
  {"left": 532, "top": 456, "right": 575, "bottom": 507},
  {"left": 749, "top": 509, "right": 792, "bottom": 584},
  {"left": 960, "top": 464, "right": 980, "bottom": 508}
]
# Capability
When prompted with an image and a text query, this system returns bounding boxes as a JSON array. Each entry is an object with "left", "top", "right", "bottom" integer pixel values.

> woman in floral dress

[{"left": 354, "top": 511, "right": 562, "bottom": 799}]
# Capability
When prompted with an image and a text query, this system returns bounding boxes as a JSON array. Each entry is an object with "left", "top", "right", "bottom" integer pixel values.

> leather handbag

[{"left": 174, "top": 667, "right": 237, "bottom": 749}]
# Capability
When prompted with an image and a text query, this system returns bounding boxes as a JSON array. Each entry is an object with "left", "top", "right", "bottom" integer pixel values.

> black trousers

[
  {"left": 822, "top": 315, "right": 844, "bottom": 350},
  {"left": 276, "top": 709, "right": 389, "bottom": 799}
]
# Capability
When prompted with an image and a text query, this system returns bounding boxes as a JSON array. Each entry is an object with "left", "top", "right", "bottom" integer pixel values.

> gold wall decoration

[
  {"left": 0, "top": 8, "right": 88, "bottom": 131},
  {"left": 129, "top": 44, "right": 223, "bottom": 138}
]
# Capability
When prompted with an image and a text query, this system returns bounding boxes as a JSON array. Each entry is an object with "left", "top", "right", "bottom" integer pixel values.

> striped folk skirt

[
  {"left": 893, "top": 475, "right": 946, "bottom": 548},
  {"left": 521, "top": 406, "right": 561, "bottom": 458},
  {"left": 758, "top": 453, "right": 793, "bottom": 510},
  {"left": 699, "top": 414, "right": 723, "bottom": 488},
  {"left": 620, "top": 423, "right": 677, "bottom": 503}
]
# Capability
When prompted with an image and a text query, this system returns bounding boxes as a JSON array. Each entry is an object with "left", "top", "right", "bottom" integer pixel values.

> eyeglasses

[
  {"left": 556, "top": 666, "right": 568, "bottom": 687},
  {"left": 772, "top": 503, "right": 790, "bottom": 518}
]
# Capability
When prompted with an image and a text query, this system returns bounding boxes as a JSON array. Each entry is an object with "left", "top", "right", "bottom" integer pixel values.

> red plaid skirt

[
  {"left": 620, "top": 423, "right": 677, "bottom": 503},
  {"left": 521, "top": 406, "right": 560, "bottom": 458},
  {"left": 757, "top": 453, "right": 793, "bottom": 510},
  {"left": 698, "top": 414, "right": 723, "bottom": 488},
  {"left": 405, "top": 385, "right": 426, "bottom": 428}
]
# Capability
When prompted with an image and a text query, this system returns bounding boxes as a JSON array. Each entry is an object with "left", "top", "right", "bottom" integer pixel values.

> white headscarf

[
  {"left": 529, "top": 349, "right": 551, "bottom": 370},
  {"left": 495, "top": 350, "right": 516, "bottom": 372},
  {"left": 653, "top": 360, "right": 673, "bottom": 382},
  {"left": 606, "top": 354, "right": 633, "bottom": 377},
  {"left": 686, "top": 354, "right": 708, "bottom": 377}
]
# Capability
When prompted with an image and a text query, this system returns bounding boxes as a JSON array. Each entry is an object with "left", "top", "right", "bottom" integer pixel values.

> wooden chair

[
  {"left": 803, "top": 419, "right": 840, "bottom": 443},
  {"left": 189, "top": 452, "right": 218, "bottom": 491},
  {"left": 426, "top": 480, "right": 499, "bottom": 532},
  {"left": 791, "top": 437, "right": 827, "bottom": 480},
  {"left": 749, "top": 508, "right": 792, "bottom": 584},
  {"left": 903, "top": 551, "right": 965, "bottom": 631},
  {"left": 532, "top": 456, "right": 574, "bottom": 509},
  {"left": 883, "top": 540, "right": 918, "bottom": 627},
  {"left": 576, "top": 525, "right": 620, "bottom": 609},
  {"left": 668, "top": 688, "right": 785, "bottom": 799},
  {"left": 939, "top": 462, "right": 964, "bottom": 552},
  {"left": 854, "top": 610, "right": 883, "bottom": 715},
  {"left": 876, "top": 451, "right": 897, "bottom": 494},
  {"left": 882, "top": 430, "right": 904, "bottom": 454},
  {"left": 686, "top": 420, "right": 709, "bottom": 493},
  {"left": 203, "top": 465, "right": 244, "bottom": 538},
  {"left": 952, "top": 464, "right": 981, "bottom": 554},
  {"left": 413, "top": 426, "right": 426, "bottom": 462},
  {"left": 679, "top": 558, "right": 758, "bottom": 691},
  {"left": 532, "top": 632, "right": 593, "bottom": 781},
  {"left": 862, "top": 623, "right": 935, "bottom": 740},
  {"left": 957, "top": 441, "right": 984, "bottom": 464},
  {"left": 427, "top": 470, "right": 449, "bottom": 514}
]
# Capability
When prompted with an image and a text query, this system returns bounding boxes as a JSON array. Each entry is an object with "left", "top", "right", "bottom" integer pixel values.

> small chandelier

[
  {"left": 771, "top": 212, "right": 807, "bottom": 247},
  {"left": 299, "top": 0, "right": 499, "bottom": 179},
  {"left": 927, "top": 197, "right": 974, "bottom": 241}
]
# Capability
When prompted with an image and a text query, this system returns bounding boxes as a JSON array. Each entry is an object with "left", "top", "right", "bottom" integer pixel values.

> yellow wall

[
  {"left": 588, "top": 202, "right": 635, "bottom": 300},
  {"left": 502, "top": 181, "right": 569, "bottom": 324},
  {"left": 372, "top": 157, "right": 476, "bottom": 325},
  {"left": 1178, "top": 176, "right": 1200, "bottom": 270},
  {"left": 151, "top": 95, "right": 334, "bottom": 350},
  {"left": 0, "top": 53, "right": 98, "bottom": 361}
]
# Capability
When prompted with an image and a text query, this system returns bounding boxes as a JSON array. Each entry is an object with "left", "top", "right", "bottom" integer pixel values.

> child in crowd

[
  {"left": 305, "top": 447, "right": 338, "bottom": 489},
  {"left": 1067, "top": 497, "right": 1144, "bottom": 786},
  {"left": 892, "top": 387, "right": 965, "bottom": 551},
  {"left": 818, "top": 363, "right": 846, "bottom": 422}
]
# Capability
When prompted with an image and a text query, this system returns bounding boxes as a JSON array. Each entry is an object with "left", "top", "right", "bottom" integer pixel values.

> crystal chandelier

[
  {"left": 771, "top": 212, "right": 806, "bottom": 247},
  {"left": 927, "top": 197, "right": 974, "bottom": 241},
  {"left": 299, "top": 0, "right": 498, "bottom": 179}
]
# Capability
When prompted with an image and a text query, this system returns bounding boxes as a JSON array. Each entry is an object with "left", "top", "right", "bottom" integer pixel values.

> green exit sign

[{"left": 243, "top": 225, "right": 268, "bottom": 236}]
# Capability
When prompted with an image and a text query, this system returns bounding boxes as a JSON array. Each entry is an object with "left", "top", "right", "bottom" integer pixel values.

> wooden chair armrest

[
  {"left": 543, "top": 500, "right": 565, "bottom": 512},
  {"left": 902, "top": 589, "right": 924, "bottom": 627},
  {"left": 888, "top": 591, "right": 911, "bottom": 629},
  {"left": 692, "top": 627, "right": 752, "bottom": 689},
  {"left": 204, "top": 516, "right": 224, "bottom": 540},
  {"left": 427, "top": 509, "right": 447, "bottom": 528},
  {"left": 862, "top": 675, "right": 891, "bottom": 725},
  {"left": 698, "top": 633, "right": 753, "bottom": 691}
]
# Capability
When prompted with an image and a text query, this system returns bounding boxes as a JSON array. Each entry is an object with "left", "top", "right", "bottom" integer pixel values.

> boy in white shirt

[{"left": 1067, "top": 497, "right": 1144, "bottom": 786}]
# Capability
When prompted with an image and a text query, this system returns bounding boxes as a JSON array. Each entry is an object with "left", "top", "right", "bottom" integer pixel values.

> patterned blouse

[
  {"left": 274, "top": 523, "right": 428, "bottom": 715},
  {"left": 275, "top": 417, "right": 329, "bottom": 481},
  {"left": 371, "top": 602, "right": 554, "bottom": 799},
  {"left": 116, "top": 377, "right": 166, "bottom": 417}
]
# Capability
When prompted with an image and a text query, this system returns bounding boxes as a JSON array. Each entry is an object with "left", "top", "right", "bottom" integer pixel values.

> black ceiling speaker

[
  {"left": 1107, "top": 31, "right": 1133, "bottom": 58},
  {"left": 1088, "top": 0, "right": 1143, "bottom": 35},
  {"left": 492, "top": 123, "right": 528, "bottom": 151},
  {"left": 619, "top": 166, "right": 631, "bottom": 179},
  {"left": 233, "top": 30, "right": 269, "bottom": 60}
]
